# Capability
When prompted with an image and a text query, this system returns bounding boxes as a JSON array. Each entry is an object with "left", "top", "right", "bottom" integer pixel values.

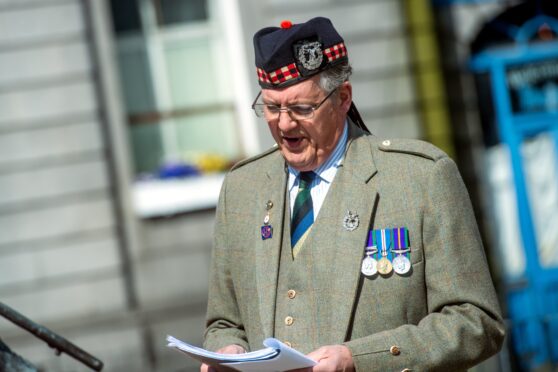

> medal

[
  {"left": 391, "top": 227, "right": 411, "bottom": 275},
  {"left": 377, "top": 257, "right": 392, "bottom": 275},
  {"left": 377, "top": 228, "right": 392, "bottom": 275},
  {"left": 361, "top": 231, "right": 378, "bottom": 276},
  {"left": 361, "top": 230, "right": 378, "bottom": 276},
  {"left": 392, "top": 255, "right": 411, "bottom": 274},
  {"left": 361, "top": 256, "right": 377, "bottom": 276}
]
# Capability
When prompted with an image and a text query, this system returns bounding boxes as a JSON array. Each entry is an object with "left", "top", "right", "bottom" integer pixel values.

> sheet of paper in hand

[{"left": 166, "top": 335, "right": 317, "bottom": 371}]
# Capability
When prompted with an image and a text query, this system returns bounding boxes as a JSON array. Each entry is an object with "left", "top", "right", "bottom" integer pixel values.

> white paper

[
  {"left": 166, "top": 335, "right": 317, "bottom": 371},
  {"left": 226, "top": 338, "right": 317, "bottom": 371}
]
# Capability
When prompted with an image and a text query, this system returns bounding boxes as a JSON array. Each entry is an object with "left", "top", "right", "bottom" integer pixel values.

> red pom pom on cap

[{"left": 280, "top": 20, "right": 292, "bottom": 29}]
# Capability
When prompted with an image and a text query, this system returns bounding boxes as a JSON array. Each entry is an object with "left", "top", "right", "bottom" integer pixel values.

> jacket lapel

[
  {"left": 309, "top": 125, "right": 379, "bottom": 345},
  {"left": 253, "top": 123, "right": 380, "bottom": 344},
  {"left": 255, "top": 151, "right": 287, "bottom": 339}
]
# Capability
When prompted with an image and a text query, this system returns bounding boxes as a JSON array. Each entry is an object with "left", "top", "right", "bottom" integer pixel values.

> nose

[{"left": 277, "top": 110, "right": 297, "bottom": 131}]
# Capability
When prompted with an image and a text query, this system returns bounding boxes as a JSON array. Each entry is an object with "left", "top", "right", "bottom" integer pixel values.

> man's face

[{"left": 261, "top": 76, "right": 352, "bottom": 172}]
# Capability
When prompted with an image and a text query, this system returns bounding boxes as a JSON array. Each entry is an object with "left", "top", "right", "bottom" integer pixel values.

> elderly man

[{"left": 202, "top": 17, "right": 505, "bottom": 371}]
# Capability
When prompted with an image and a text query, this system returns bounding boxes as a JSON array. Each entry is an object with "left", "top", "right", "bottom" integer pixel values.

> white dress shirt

[{"left": 287, "top": 121, "right": 348, "bottom": 220}]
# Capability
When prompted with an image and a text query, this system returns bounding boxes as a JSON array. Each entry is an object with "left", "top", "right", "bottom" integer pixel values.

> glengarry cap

[{"left": 253, "top": 17, "right": 348, "bottom": 89}]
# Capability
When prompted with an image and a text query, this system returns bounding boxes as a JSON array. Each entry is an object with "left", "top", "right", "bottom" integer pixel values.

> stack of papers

[{"left": 166, "top": 335, "right": 317, "bottom": 371}]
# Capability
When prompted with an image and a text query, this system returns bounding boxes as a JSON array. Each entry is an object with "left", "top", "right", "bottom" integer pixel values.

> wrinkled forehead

[{"left": 261, "top": 75, "right": 324, "bottom": 102}]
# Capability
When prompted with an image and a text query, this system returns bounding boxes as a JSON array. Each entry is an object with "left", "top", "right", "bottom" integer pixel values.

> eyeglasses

[{"left": 251, "top": 88, "right": 337, "bottom": 120}]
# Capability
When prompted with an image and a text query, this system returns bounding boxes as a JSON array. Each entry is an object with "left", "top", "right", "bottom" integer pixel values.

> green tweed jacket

[{"left": 204, "top": 123, "right": 505, "bottom": 371}]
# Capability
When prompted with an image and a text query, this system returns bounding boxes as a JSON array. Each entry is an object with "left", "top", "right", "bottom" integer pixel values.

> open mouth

[{"left": 283, "top": 136, "right": 303, "bottom": 146}]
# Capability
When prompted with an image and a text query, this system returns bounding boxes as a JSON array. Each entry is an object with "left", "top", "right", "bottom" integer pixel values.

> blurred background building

[{"left": 0, "top": 0, "right": 556, "bottom": 371}]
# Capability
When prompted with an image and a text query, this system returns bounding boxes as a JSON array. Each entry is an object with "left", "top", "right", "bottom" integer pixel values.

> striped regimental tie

[{"left": 291, "top": 171, "right": 316, "bottom": 257}]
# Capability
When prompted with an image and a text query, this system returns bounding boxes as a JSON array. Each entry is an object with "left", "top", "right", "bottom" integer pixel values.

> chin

[
  {"left": 287, "top": 159, "right": 315, "bottom": 171},
  {"left": 281, "top": 149, "right": 316, "bottom": 171}
]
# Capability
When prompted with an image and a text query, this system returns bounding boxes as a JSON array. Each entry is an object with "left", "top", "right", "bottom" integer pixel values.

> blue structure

[
  {"left": 432, "top": 0, "right": 500, "bottom": 6},
  {"left": 470, "top": 9, "right": 558, "bottom": 371}
]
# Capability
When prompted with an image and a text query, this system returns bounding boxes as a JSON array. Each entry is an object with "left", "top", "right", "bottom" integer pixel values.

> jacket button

[
  {"left": 390, "top": 345, "right": 401, "bottom": 355},
  {"left": 285, "top": 316, "right": 294, "bottom": 326},
  {"left": 287, "top": 289, "right": 296, "bottom": 299},
  {"left": 382, "top": 139, "right": 391, "bottom": 146}
]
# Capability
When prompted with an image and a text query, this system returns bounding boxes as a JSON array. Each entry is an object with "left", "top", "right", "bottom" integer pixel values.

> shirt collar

[{"left": 288, "top": 120, "right": 348, "bottom": 190}]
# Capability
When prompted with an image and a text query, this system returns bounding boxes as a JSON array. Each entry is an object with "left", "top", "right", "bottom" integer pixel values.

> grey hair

[{"left": 318, "top": 61, "right": 353, "bottom": 93}]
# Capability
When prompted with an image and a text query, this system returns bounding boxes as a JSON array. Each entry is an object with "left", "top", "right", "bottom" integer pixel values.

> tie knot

[{"left": 299, "top": 171, "right": 315, "bottom": 189}]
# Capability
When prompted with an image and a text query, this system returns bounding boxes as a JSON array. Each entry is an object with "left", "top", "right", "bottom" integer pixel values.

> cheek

[
  {"left": 307, "top": 118, "right": 332, "bottom": 143},
  {"left": 298, "top": 123, "right": 318, "bottom": 144},
  {"left": 267, "top": 122, "right": 279, "bottom": 138}
]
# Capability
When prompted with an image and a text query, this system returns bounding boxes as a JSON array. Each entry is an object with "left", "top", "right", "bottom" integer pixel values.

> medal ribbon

[
  {"left": 404, "top": 227, "right": 410, "bottom": 259},
  {"left": 375, "top": 229, "right": 387, "bottom": 260},
  {"left": 393, "top": 227, "right": 404, "bottom": 254},
  {"left": 392, "top": 227, "right": 410, "bottom": 259},
  {"left": 393, "top": 227, "right": 400, "bottom": 258},
  {"left": 366, "top": 230, "right": 378, "bottom": 259},
  {"left": 366, "top": 230, "right": 374, "bottom": 248},
  {"left": 380, "top": 228, "right": 392, "bottom": 260}
]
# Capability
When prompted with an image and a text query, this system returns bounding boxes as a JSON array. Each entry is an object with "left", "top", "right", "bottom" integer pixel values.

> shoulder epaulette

[
  {"left": 230, "top": 145, "right": 280, "bottom": 171},
  {"left": 377, "top": 138, "right": 447, "bottom": 162}
]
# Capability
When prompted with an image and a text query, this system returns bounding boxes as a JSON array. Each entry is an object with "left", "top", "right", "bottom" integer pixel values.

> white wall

[{"left": 0, "top": 0, "right": 134, "bottom": 369}]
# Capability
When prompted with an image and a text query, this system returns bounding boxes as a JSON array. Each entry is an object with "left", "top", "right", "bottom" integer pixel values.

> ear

[{"left": 338, "top": 81, "right": 352, "bottom": 114}]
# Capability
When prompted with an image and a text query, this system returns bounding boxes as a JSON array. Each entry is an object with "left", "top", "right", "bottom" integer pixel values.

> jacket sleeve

[
  {"left": 203, "top": 176, "right": 250, "bottom": 352},
  {"left": 344, "top": 157, "right": 506, "bottom": 371}
]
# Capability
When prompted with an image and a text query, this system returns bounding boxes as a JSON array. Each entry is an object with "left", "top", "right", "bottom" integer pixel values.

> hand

[
  {"left": 200, "top": 344, "right": 245, "bottom": 372},
  {"left": 289, "top": 345, "right": 355, "bottom": 372}
]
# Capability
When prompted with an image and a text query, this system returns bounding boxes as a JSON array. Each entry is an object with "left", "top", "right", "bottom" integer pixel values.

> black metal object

[{"left": 0, "top": 302, "right": 103, "bottom": 371}]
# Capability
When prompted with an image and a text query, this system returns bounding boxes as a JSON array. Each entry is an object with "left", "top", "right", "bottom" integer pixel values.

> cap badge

[{"left": 297, "top": 41, "right": 323, "bottom": 71}]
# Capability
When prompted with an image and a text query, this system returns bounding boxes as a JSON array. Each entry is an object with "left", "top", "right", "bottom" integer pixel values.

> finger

[
  {"left": 218, "top": 344, "right": 245, "bottom": 354},
  {"left": 311, "top": 359, "right": 335, "bottom": 372},
  {"left": 306, "top": 347, "right": 328, "bottom": 362}
]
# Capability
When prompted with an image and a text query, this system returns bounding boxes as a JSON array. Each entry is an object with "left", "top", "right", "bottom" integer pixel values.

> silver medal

[
  {"left": 343, "top": 210, "right": 359, "bottom": 231},
  {"left": 392, "top": 255, "right": 411, "bottom": 275},
  {"left": 361, "top": 256, "right": 378, "bottom": 276}
]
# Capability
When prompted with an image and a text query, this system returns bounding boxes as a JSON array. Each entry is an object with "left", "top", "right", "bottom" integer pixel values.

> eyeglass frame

[{"left": 251, "top": 88, "right": 338, "bottom": 120}]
